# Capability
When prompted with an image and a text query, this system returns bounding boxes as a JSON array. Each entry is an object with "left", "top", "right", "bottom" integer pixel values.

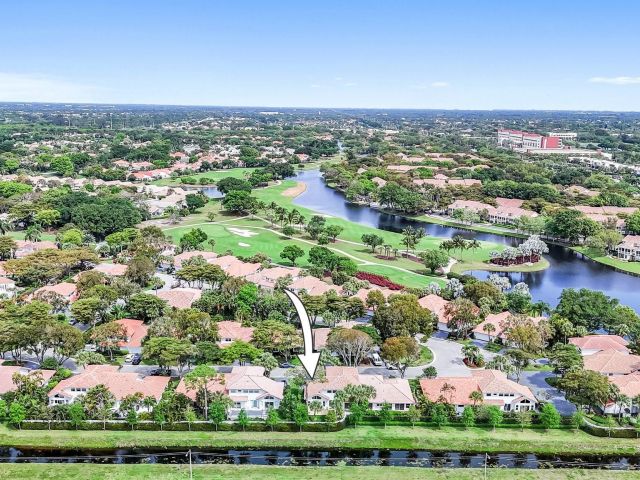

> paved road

[
  {"left": 519, "top": 370, "right": 576, "bottom": 415},
  {"left": 425, "top": 333, "right": 471, "bottom": 377}
]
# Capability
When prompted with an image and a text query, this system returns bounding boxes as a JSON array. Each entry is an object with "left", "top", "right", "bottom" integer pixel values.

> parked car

[
  {"left": 279, "top": 362, "right": 294, "bottom": 368},
  {"left": 131, "top": 353, "right": 142, "bottom": 365},
  {"left": 84, "top": 344, "right": 97, "bottom": 352},
  {"left": 149, "top": 368, "right": 169, "bottom": 376},
  {"left": 124, "top": 354, "right": 133, "bottom": 363},
  {"left": 370, "top": 353, "right": 383, "bottom": 366}
]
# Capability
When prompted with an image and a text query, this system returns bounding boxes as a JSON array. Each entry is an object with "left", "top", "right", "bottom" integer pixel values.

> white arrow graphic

[{"left": 284, "top": 289, "right": 320, "bottom": 379}]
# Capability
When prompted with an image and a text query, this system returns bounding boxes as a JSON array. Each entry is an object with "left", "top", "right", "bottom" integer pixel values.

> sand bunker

[
  {"left": 238, "top": 242, "right": 250, "bottom": 247},
  {"left": 227, "top": 227, "right": 258, "bottom": 238},
  {"left": 282, "top": 181, "right": 307, "bottom": 198}
]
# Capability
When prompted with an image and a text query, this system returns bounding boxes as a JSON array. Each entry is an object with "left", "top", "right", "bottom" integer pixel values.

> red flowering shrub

[{"left": 355, "top": 272, "right": 404, "bottom": 290}]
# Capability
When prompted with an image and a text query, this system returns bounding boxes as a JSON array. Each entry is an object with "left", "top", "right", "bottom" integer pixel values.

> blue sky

[{"left": 1, "top": 0, "right": 639, "bottom": 110}]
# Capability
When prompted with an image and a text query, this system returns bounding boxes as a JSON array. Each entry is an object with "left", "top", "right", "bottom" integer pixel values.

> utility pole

[
  {"left": 484, "top": 453, "right": 488, "bottom": 480},
  {"left": 188, "top": 449, "right": 193, "bottom": 480}
]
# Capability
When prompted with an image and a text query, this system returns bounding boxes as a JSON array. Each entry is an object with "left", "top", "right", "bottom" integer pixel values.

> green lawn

[
  {"left": 151, "top": 168, "right": 258, "bottom": 186},
  {"left": 1, "top": 424, "right": 638, "bottom": 455},
  {"left": 6, "top": 230, "right": 57, "bottom": 242},
  {"left": 0, "top": 464, "right": 635, "bottom": 480},
  {"left": 410, "top": 345, "right": 434, "bottom": 366},
  {"left": 573, "top": 247, "right": 640, "bottom": 275}
]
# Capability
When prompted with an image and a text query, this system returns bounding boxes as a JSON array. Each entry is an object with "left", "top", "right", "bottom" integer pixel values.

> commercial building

[{"left": 497, "top": 129, "right": 562, "bottom": 149}]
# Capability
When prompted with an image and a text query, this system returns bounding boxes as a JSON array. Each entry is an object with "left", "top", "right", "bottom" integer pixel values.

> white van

[{"left": 370, "top": 353, "right": 383, "bottom": 366}]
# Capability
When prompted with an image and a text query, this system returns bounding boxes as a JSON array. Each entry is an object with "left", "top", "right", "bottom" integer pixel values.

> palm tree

[
  {"left": 0, "top": 218, "right": 14, "bottom": 235},
  {"left": 24, "top": 224, "right": 43, "bottom": 242},
  {"left": 468, "top": 239, "right": 481, "bottom": 254},
  {"left": 469, "top": 390, "right": 483, "bottom": 406},
  {"left": 383, "top": 244, "right": 392, "bottom": 259},
  {"left": 440, "top": 382, "right": 456, "bottom": 404},
  {"left": 208, "top": 239, "right": 216, "bottom": 251},
  {"left": 482, "top": 323, "right": 496, "bottom": 342}
]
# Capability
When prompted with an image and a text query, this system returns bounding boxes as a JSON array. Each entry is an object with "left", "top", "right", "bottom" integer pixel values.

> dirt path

[{"left": 281, "top": 181, "right": 307, "bottom": 198}]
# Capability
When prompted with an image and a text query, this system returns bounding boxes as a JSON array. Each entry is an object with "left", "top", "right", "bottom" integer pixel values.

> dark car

[
  {"left": 131, "top": 353, "right": 142, "bottom": 365},
  {"left": 149, "top": 368, "right": 168, "bottom": 376},
  {"left": 279, "top": 362, "right": 294, "bottom": 368}
]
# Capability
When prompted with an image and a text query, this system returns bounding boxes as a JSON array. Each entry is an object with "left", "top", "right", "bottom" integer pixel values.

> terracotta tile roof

[
  {"left": 225, "top": 262, "right": 262, "bottom": 278},
  {"left": 609, "top": 373, "right": 640, "bottom": 398},
  {"left": 176, "top": 365, "right": 283, "bottom": 401},
  {"left": 473, "top": 313, "right": 545, "bottom": 339},
  {"left": 173, "top": 250, "right": 218, "bottom": 268},
  {"left": 156, "top": 287, "right": 202, "bottom": 309},
  {"left": 290, "top": 276, "right": 342, "bottom": 296},
  {"left": 418, "top": 294, "right": 450, "bottom": 323},
  {"left": 0, "top": 364, "right": 55, "bottom": 395},
  {"left": 569, "top": 335, "right": 629, "bottom": 353},
  {"left": 306, "top": 366, "right": 415, "bottom": 405},
  {"left": 495, "top": 198, "right": 525, "bottom": 208},
  {"left": 92, "top": 263, "right": 128, "bottom": 277},
  {"left": 584, "top": 350, "right": 640, "bottom": 375},
  {"left": 115, "top": 319, "right": 148, "bottom": 348},
  {"left": 217, "top": 321, "right": 254, "bottom": 345},
  {"left": 313, "top": 328, "right": 332, "bottom": 349},
  {"left": 33, "top": 282, "right": 77, "bottom": 299},
  {"left": 49, "top": 365, "right": 169, "bottom": 401}
]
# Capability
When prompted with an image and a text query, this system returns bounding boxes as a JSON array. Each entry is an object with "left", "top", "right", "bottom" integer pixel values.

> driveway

[
  {"left": 519, "top": 370, "right": 576, "bottom": 415},
  {"left": 424, "top": 332, "right": 472, "bottom": 377}
]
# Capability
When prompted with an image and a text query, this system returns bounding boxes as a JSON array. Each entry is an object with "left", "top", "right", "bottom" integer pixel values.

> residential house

[
  {"left": 114, "top": 319, "right": 148, "bottom": 350},
  {"left": 173, "top": 250, "right": 218, "bottom": 269},
  {"left": 176, "top": 365, "right": 284, "bottom": 419},
  {"left": 473, "top": 312, "right": 546, "bottom": 344},
  {"left": 313, "top": 328, "right": 332, "bottom": 349},
  {"left": 584, "top": 349, "right": 640, "bottom": 376},
  {"left": 616, "top": 236, "right": 640, "bottom": 261},
  {"left": 606, "top": 373, "right": 640, "bottom": 415},
  {"left": 418, "top": 294, "right": 451, "bottom": 331},
  {"left": 420, "top": 369, "right": 538, "bottom": 415},
  {"left": 156, "top": 287, "right": 202, "bottom": 309},
  {"left": 0, "top": 363, "right": 55, "bottom": 395},
  {"left": 289, "top": 275, "right": 343, "bottom": 296},
  {"left": 216, "top": 321, "right": 254, "bottom": 347},
  {"left": 305, "top": 366, "right": 415, "bottom": 412},
  {"left": 243, "top": 266, "right": 301, "bottom": 290},
  {"left": 568, "top": 335, "right": 629, "bottom": 356},
  {"left": 91, "top": 263, "right": 129, "bottom": 277},
  {"left": 48, "top": 365, "right": 169, "bottom": 412},
  {"left": 14, "top": 240, "right": 58, "bottom": 258},
  {"left": 32, "top": 282, "right": 78, "bottom": 303}
]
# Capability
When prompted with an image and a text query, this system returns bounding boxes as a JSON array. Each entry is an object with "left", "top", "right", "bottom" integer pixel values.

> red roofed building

[
  {"left": 0, "top": 364, "right": 55, "bottom": 395},
  {"left": 14, "top": 240, "right": 58, "bottom": 258},
  {"left": 48, "top": 365, "right": 169, "bottom": 412},
  {"left": 115, "top": 319, "right": 148, "bottom": 349},
  {"left": 176, "top": 366, "right": 283, "bottom": 418},
  {"left": 418, "top": 294, "right": 451, "bottom": 331},
  {"left": 156, "top": 287, "right": 202, "bottom": 309},
  {"left": 606, "top": 373, "right": 640, "bottom": 415},
  {"left": 173, "top": 250, "right": 218, "bottom": 269},
  {"left": 420, "top": 369, "right": 537, "bottom": 414},
  {"left": 584, "top": 349, "right": 640, "bottom": 376},
  {"left": 569, "top": 335, "right": 629, "bottom": 356},
  {"left": 216, "top": 321, "right": 254, "bottom": 347},
  {"left": 497, "top": 129, "right": 562, "bottom": 150},
  {"left": 32, "top": 282, "right": 78, "bottom": 302}
]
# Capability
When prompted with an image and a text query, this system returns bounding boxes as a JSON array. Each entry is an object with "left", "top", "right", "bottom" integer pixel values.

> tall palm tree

[
  {"left": 440, "top": 382, "right": 456, "bottom": 404},
  {"left": 0, "top": 218, "right": 14, "bottom": 235},
  {"left": 469, "top": 390, "right": 483, "bottom": 406},
  {"left": 24, "top": 224, "right": 43, "bottom": 242}
]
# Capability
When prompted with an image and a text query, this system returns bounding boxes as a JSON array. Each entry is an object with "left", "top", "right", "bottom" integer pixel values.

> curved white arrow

[{"left": 284, "top": 289, "right": 320, "bottom": 379}]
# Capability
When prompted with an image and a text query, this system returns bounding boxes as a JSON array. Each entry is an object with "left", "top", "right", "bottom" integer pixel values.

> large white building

[{"left": 497, "top": 129, "right": 562, "bottom": 149}]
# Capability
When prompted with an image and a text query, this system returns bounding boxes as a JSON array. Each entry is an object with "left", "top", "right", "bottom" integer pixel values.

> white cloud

[
  {"left": 0, "top": 72, "right": 103, "bottom": 102},
  {"left": 430, "top": 81, "right": 449, "bottom": 88},
  {"left": 589, "top": 76, "right": 640, "bottom": 85},
  {"left": 343, "top": 82, "right": 357, "bottom": 87}
]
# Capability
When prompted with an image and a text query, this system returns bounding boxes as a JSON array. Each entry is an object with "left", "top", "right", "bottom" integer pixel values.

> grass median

[{"left": 1, "top": 424, "right": 639, "bottom": 456}]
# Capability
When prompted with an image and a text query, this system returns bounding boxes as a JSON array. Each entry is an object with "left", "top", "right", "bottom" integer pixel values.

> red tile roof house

[
  {"left": 176, "top": 366, "right": 284, "bottom": 419},
  {"left": 114, "top": 319, "right": 149, "bottom": 351},
  {"left": 419, "top": 294, "right": 451, "bottom": 332},
  {"left": 48, "top": 365, "right": 170, "bottom": 413},
  {"left": 420, "top": 370, "right": 537, "bottom": 415},
  {"left": 0, "top": 363, "right": 55, "bottom": 395},
  {"left": 91, "top": 262, "right": 129, "bottom": 277},
  {"left": 216, "top": 321, "right": 254, "bottom": 347},
  {"left": 243, "top": 266, "right": 301, "bottom": 290},
  {"left": 568, "top": 335, "right": 629, "bottom": 356},
  {"left": 14, "top": 240, "right": 58, "bottom": 258},
  {"left": 289, "top": 275, "right": 343, "bottom": 296},
  {"left": 173, "top": 250, "right": 218, "bottom": 269},
  {"left": 606, "top": 373, "right": 640, "bottom": 415},
  {"left": 305, "top": 366, "right": 415, "bottom": 413},
  {"left": 473, "top": 312, "right": 546, "bottom": 344},
  {"left": 32, "top": 282, "right": 78, "bottom": 302},
  {"left": 583, "top": 349, "right": 640, "bottom": 376},
  {"left": 156, "top": 287, "right": 202, "bottom": 309}
]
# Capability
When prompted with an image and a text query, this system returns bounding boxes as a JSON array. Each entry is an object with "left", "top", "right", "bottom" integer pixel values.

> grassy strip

[
  {"left": 572, "top": 247, "right": 640, "bottom": 275},
  {"left": 151, "top": 168, "right": 258, "bottom": 186},
  {"left": 1, "top": 424, "right": 638, "bottom": 455},
  {"left": 0, "top": 464, "right": 636, "bottom": 480}
]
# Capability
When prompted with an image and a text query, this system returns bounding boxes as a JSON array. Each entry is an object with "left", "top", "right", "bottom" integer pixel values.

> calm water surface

[{"left": 292, "top": 169, "right": 640, "bottom": 310}]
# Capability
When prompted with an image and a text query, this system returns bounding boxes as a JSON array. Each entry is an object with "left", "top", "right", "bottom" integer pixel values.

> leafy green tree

[
  {"left": 184, "top": 406, "right": 197, "bottom": 431},
  {"left": 68, "top": 402, "right": 85, "bottom": 430},
  {"left": 221, "top": 190, "right": 258, "bottom": 214},
  {"left": 571, "top": 410, "right": 584, "bottom": 432},
  {"left": 184, "top": 364, "right": 222, "bottom": 421},
  {"left": 143, "top": 337, "right": 195, "bottom": 375},
  {"left": 373, "top": 294, "right": 434, "bottom": 340},
  {"left": 420, "top": 249, "right": 450, "bottom": 274},
  {"left": 265, "top": 407, "right": 280, "bottom": 431},
  {"left": 237, "top": 408, "right": 250, "bottom": 431},
  {"left": 280, "top": 245, "right": 305, "bottom": 266},
  {"left": 516, "top": 410, "right": 532, "bottom": 432},
  {"left": 487, "top": 406, "right": 503, "bottom": 431},
  {"left": 254, "top": 352, "right": 279, "bottom": 375},
  {"left": 462, "top": 405, "right": 475, "bottom": 429},
  {"left": 380, "top": 336, "right": 421, "bottom": 378},
  {"left": 293, "top": 403, "right": 309, "bottom": 432},
  {"left": 179, "top": 228, "right": 208, "bottom": 251},
  {"left": 8, "top": 402, "right": 26, "bottom": 429},
  {"left": 431, "top": 403, "right": 448, "bottom": 428},
  {"left": 539, "top": 403, "right": 561, "bottom": 430},
  {"left": 361, "top": 233, "right": 384, "bottom": 253},
  {"left": 378, "top": 402, "right": 392, "bottom": 428},
  {"left": 209, "top": 393, "right": 232, "bottom": 431},
  {"left": 185, "top": 193, "right": 207, "bottom": 212},
  {"left": 127, "top": 293, "right": 167, "bottom": 322}
]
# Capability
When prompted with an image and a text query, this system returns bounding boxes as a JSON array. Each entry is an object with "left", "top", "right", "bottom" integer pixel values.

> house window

[
  {"left": 394, "top": 403, "right": 406, "bottom": 411},
  {"left": 233, "top": 402, "right": 242, "bottom": 409}
]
